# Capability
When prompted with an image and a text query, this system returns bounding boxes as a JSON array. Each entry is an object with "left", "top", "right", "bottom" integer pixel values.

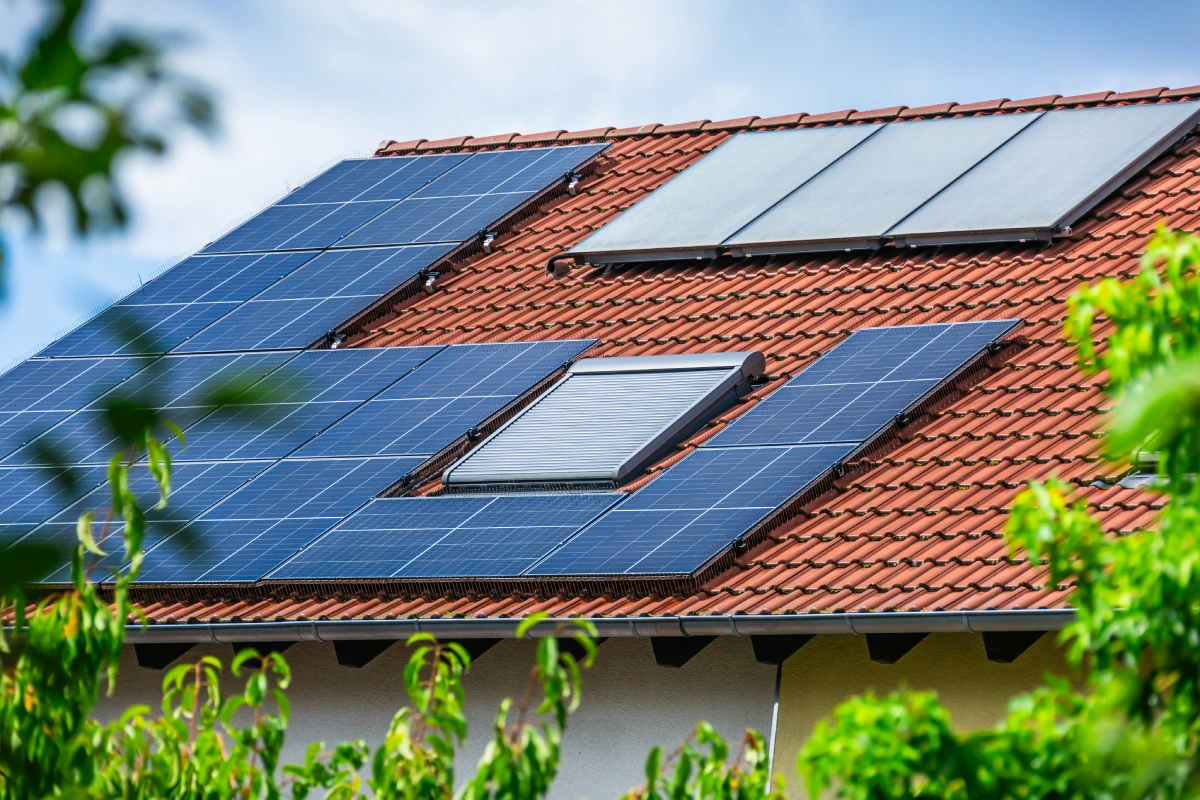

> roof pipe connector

[
  {"left": 546, "top": 255, "right": 574, "bottom": 280},
  {"left": 328, "top": 332, "right": 347, "bottom": 349},
  {"left": 566, "top": 172, "right": 582, "bottom": 196},
  {"left": 421, "top": 270, "right": 439, "bottom": 295},
  {"left": 481, "top": 231, "right": 498, "bottom": 254}
]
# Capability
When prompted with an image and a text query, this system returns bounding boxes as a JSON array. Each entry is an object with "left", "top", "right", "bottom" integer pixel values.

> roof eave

[{"left": 124, "top": 608, "right": 1073, "bottom": 643}]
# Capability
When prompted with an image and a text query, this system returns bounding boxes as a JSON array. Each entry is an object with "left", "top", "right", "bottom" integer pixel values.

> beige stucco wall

[
  {"left": 774, "top": 632, "right": 1070, "bottom": 799},
  {"left": 96, "top": 636, "right": 776, "bottom": 800},
  {"left": 94, "top": 631, "right": 1068, "bottom": 799}
]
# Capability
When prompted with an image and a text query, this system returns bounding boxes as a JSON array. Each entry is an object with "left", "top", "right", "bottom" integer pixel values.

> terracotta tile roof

[{"left": 130, "top": 86, "right": 1197, "bottom": 627}]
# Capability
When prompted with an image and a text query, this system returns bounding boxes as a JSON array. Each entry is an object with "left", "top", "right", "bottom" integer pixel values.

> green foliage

[
  {"left": 799, "top": 226, "right": 1200, "bottom": 799},
  {"left": 623, "top": 724, "right": 783, "bottom": 800},
  {"left": 0, "top": 0, "right": 214, "bottom": 250}
]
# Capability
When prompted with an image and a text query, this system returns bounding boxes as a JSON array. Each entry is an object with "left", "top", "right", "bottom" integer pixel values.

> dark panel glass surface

[
  {"left": 122, "top": 252, "right": 316, "bottom": 305},
  {"left": 38, "top": 302, "right": 237, "bottom": 358},
  {"left": 273, "top": 492, "right": 619, "bottom": 580}
]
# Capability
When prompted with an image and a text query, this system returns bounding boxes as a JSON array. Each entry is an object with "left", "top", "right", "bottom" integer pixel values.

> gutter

[{"left": 123, "top": 609, "right": 1073, "bottom": 644}]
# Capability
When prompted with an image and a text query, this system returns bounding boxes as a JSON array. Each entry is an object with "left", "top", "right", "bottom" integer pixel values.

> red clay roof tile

[
  {"left": 609, "top": 123, "right": 662, "bottom": 137},
  {"left": 1163, "top": 85, "right": 1200, "bottom": 99},
  {"left": 1110, "top": 87, "right": 1167, "bottom": 101},
  {"left": 560, "top": 126, "right": 615, "bottom": 140},
  {"left": 656, "top": 119, "right": 712, "bottom": 134},
  {"left": 702, "top": 116, "right": 759, "bottom": 131},
  {"left": 1002, "top": 94, "right": 1062, "bottom": 109},
  {"left": 466, "top": 132, "right": 518, "bottom": 147},
  {"left": 382, "top": 138, "right": 425, "bottom": 154},
  {"left": 802, "top": 108, "right": 857, "bottom": 124},
  {"left": 900, "top": 102, "right": 958, "bottom": 118},
  {"left": 1054, "top": 91, "right": 1114, "bottom": 106},
  {"left": 511, "top": 130, "right": 565, "bottom": 144},
  {"left": 750, "top": 112, "right": 808, "bottom": 128},
  {"left": 418, "top": 136, "right": 473, "bottom": 150},
  {"left": 850, "top": 105, "right": 908, "bottom": 121},
  {"left": 953, "top": 98, "right": 1009, "bottom": 113}
]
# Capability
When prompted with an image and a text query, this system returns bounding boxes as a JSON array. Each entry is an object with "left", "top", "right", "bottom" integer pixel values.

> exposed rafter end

[
  {"left": 982, "top": 631, "right": 1045, "bottom": 663},
  {"left": 334, "top": 639, "right": 396, "bottom": 668},
  {"left": 134, "top": 642, "right": 196, "bottom": 670},
  {"left": 866, "top": 632, "right": 927, "bottom": 664},
  {"left": 751, "top": 634, "right": 814, "bottom": 666},
  {"left": 652, "top": 636, "right": 714, "bottom": 668}
]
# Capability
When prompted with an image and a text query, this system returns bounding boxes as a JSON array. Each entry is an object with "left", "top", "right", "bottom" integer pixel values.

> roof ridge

[{"left": 374, "top": 84, "right": 1200, "bottom": 156}]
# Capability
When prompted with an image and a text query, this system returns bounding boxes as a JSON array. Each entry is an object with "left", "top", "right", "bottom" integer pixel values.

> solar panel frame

[
  {"left": 890, "top": 101, "right": 1200, "bottom": 246},
  {"left": 568, "top": 127, "right": 883, "bottom": 262},
  {"left": 725, "top": 113, "right": 1042, "bottom": 255}
]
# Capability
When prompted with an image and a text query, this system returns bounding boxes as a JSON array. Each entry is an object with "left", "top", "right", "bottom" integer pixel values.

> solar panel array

[
  {"left": 531, "top": 320, "right": 1019, "bottom": 576},
  {"left": 2, "top": 340, "right": 594, "bottom": 583},
  {"left": 272, "top": 321, "right": 1016, "bottom": 583},
  {"left": 571, "top": 102, "right": 1200, "bottom": 261},
  {"left": 41, "top": 143, "right": 607, "bottom": 358},
  {"left": 1, "top": 143, "right": 606, "bottom": 583}
]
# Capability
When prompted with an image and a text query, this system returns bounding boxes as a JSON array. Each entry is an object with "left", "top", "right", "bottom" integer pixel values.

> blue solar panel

[
  {"left": 0, "top": 411, "right": 71, "bottom": 460},
  {"left": 710, "top": 320, "right": 1017, "bottom": 448},
  {"left": 334, "top": 145, "right": 607, "bottom": 249},
  {"left": 333, "top": 193, "right": 532, "bottom": 248},
  {"left": 172, "top": 296, "right": 371, "bottom": 353},
  {"left": 297, "top": 340, "right": 594, "bottom": 458},
  {"left": 122, "top": 252, "right": 316, "bottom": 305},
  {"left": 297, "top": 395, "right": 513, "bottom": 458},
  {"left": 281, "top": 154, "right": 469, "bottom": 205},
  {"left": 135, "top": 457, "right": 422, "bottom": 582},
  {"left": 0, "top": 465, "right": 108, "bottom": 528},
  {"left": 0, "top": 357, "right": 150, "bottom": 413},
  {"left": 30, "top": 459, "right": 272, "bottom": 582},
  {"left": 532, "top": 445, "right": 850, "bottom": 575},
  {"left": 255, "top": 245, "right": 452, "bottom": 301},
  {"left": 273, "top": 492, "right": 620, "bottom": 580},
  {"left": 38, "top": 302, "right": 238, "bottom": 358},
  {"left": 200, "top": 201, "right": 394, "bottom": 255},
  {"left": 4, "top": 352, "right": 297, "bottom": 467},
  {"left": 176, "top": 344, "right": 441, "bottom": 461},
  {"left": 413, "top": 146, "right": 607, "bottom": 198}
]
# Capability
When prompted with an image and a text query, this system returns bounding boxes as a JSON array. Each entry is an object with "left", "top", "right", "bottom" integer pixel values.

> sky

[{"left": 2, "top": 0, "right": 1198, "bottom": 365}]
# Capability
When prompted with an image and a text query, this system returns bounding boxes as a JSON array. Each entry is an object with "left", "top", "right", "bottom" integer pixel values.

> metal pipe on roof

[{"left": 121, "top": 609, "right": 1073, "bottom": 644}]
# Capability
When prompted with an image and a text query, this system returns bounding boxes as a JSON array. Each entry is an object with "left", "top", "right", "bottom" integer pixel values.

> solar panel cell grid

[
  {"left": 123, "top": 252, "right": 316, "bottom": 305},
  {"left": 273, "top": 493, "right": 620, "bottom": 580},
  {"left": 136, "top": 456, "right": 423, "bottom": 583},
  {"left": 0, "top": 357, "right": 149, "bottom": 412},
  {"left": 256, "top": 245, "right": 452, "bottom": 301},
  {"left": 38, "top": 302, "right": 238, "bottom": 358},
  {"left": 172, "top": 296, "right": 370, "bottom": 353}
]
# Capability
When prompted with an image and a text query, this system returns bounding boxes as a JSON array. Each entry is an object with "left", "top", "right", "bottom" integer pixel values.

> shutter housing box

[{"left": 443, "top": 352, "right": 765, "bottom": 488}]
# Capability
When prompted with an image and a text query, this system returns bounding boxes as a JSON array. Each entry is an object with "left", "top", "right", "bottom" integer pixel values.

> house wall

[
  {"left": 96, "top": 636, "right": 777, "bottom": 800},
  {"left": 774, "top": 632, "right": 1071, "bottom": 799},
  {"left": 95, "top": 631, "right": 1069, "bottom": 799}
]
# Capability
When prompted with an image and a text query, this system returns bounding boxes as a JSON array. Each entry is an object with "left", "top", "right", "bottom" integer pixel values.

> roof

[{"left": 129, "top": 85, "right": 1194, "bottom": 628}]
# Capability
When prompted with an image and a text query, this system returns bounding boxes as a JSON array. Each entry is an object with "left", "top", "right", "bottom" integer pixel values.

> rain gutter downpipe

[{"left": 123, "top": 609, "right": 1073, "bottom": 644}]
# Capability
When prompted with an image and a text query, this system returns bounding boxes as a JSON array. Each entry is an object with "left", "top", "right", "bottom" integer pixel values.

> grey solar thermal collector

[
  {"left": 442, "top": 351, "right": 766, "bottom": 486},
  {"left": 568, "top": 101, "right": 1200, "bottom": 261}
]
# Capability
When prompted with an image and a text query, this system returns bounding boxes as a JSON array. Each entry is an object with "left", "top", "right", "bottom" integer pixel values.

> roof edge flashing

[{"left": 569, "top": 351, "right": 766, "bottom": 380}]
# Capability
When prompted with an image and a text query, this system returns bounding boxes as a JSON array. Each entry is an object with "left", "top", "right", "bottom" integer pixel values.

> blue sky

[{"left": 3, "top": 0, "right": 1197, "bottom": 364}]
